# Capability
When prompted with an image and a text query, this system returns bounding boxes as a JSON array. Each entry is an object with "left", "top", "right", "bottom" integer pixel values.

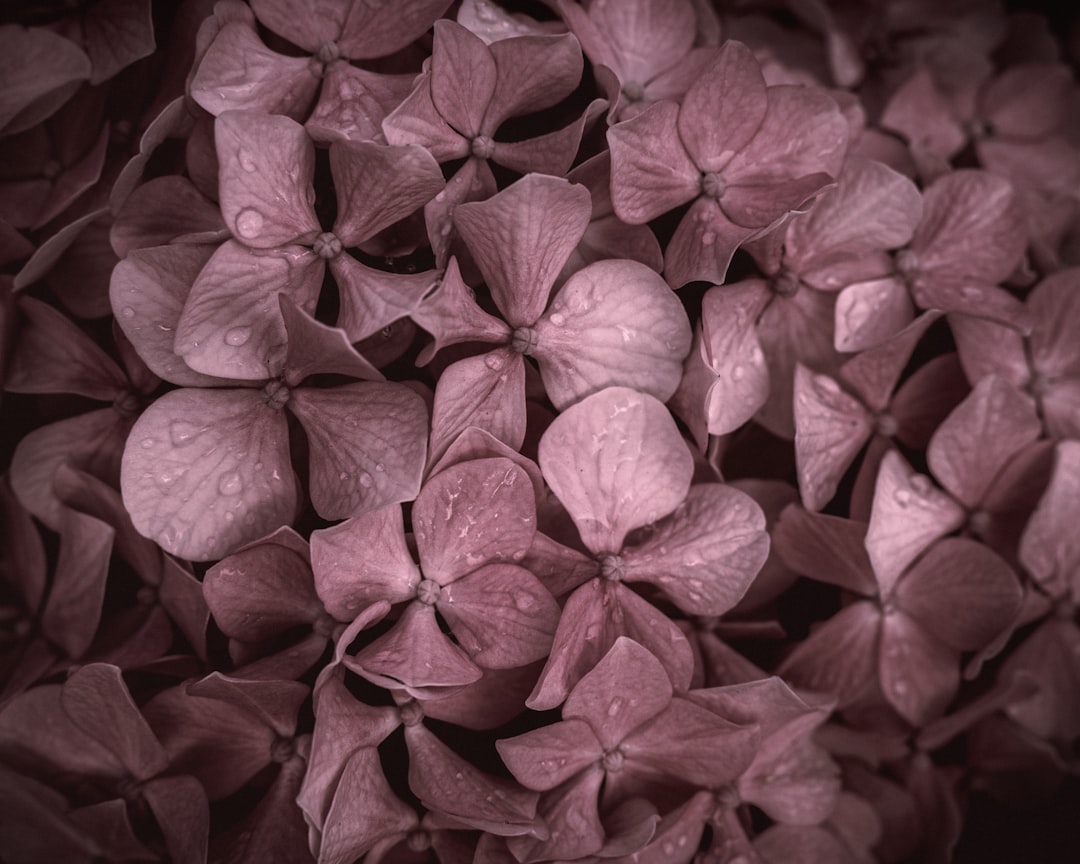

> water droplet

[
  {"left": 121, "top": 306, "right": 135, "bottom": 319},
  {"left": 910, "top": 475, "right": 933, "bottom": 495},
  {"left": 140, "top": 437, "right": 156, "bottom": 449},
  {"left": 234, "top": 207, "right": 264, "bottom": 239},
  {"left": 607, "top": 698, "right": 622, "bottom": 717},
  {"left": 892, "top": 679, "right": 909, "bottom": 696},
  {"left": 237, "top": 150, "right": 257, "bottom": 172},
  {"left": 224, "top": 511, "right": 235, "bottom": 522},
  {"left": 169, "top": 421, "right": 205, "bottom": 448},
  {"left": 484, "top": 353, "right": 503, "bottom": 370},
  {"left": 339, "top": 471, "right": 349, "bottom": 481},
  {"left": 358, "top": 472, "right": 373, "bottom": 488},
  {"left": 662, "top": 842, "right": 676, "bottom": 856},
  {"left": 893, "top": 488, "right": 911, "bottom": 507},
  {"left": 374, "top": 462, "right": 385, "bottom": 472},
  {"left": 224, "top": 326, "right": 251, "bottom": 347},
  {"left": 218, "top": 472, "right": 243, "bottom": 496},
  {"left": 155, "top": 468, "right": 187, "bottom": 492},
  {"left": 548, "top": 312, "right": 565, "bottom": 327},
  {"left": 731, "top": 364, "right": 745, "bottom": 381}
]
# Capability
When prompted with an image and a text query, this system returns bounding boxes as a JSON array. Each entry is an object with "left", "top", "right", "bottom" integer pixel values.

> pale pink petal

[
  {"left": 564, "top": 636, "right": 673, "bottom": 748},
  {"left": 538, "top": 387, "right": 693, "bottom": 554},
  {"left": 980, "top": 63, "right": 1073, "bottom": 139},
  {"left": 664, "top": 195, "right": 758, "bottom": 288},
  {"left": 311, "top": 506, "right": 420, "bottom": 618},
  {"left": 878, "top": 612, "right": 958, "bottom": 726},
  {"left": 335, "top": 0, "right": 454, "bottom": 60},
  {"left": 490, "top": 97, "right": 605, "bottom": 178},
  {"left": 484, "top": 33, "right": 583, "bottom": 129},
  {"left": 412, "top": 458, "right": 536, "bottom": 585},
  {"left": 406, "top": 723, "right": 541, "bottom": 837},
  {"left": 1042, "top": 379, "right": 1080, "bottom": 439},
  {"left": 773, "top": 505, "right": 877, "bottom": 595},
  {"left": 332, "top": 254, "right": 439, "bottom": 343},
  {"left": 793, "top": 364, "right": 873, "bottom": 511},
  {"left": 838, "top": 311, "right": 941, "bottom": 411},
  {"left": 1001, "top": 618, "right": 1080, "bottom": 742},
  {"left": 287, "top": 382, "right": 428, "bottom": 520},
  {"left": 755, "top": 824, "right": 862, "bottom": 864},
  {"left": 723, "top": 84, "right": 848, "bottom": 184},
  {"left": 120, "top": 388, "right": 297, "bottom": 561},
  {"left": 890, "top": 353, "right": 971, "bottom": 449},
  {"left": 895, "top": 538, "right": 1022, "bottom": 652},
  {"left": 677, "top": 40, "right": 767, "bottom": 171},
  {"left": 864, "top": 450, "right": 966, "bottom": 597},
  {"left": 429, "top": 350, "right": 526, "bottom": 467},
  {"left": 1028, "top": 268, "right": 1080, "bottom": 379},
  {"left": 454, "top": 174, "right": 591, "bottom": 327},
  {"left": 277, "top": 295, "right": 382, "bottom": 383},
  {"left": 189, "top": 22, "right": 318, "bottom": 119},
  {"left": 420, "top": 662, "right": 542, "bottom": 732},
  {"left": 110, "top": 176, "right": 227, "bottom": 257},
  {"left": 305, "top": 64, "right": 415, "bottom": 144},
  {"left": 382, "top": 71, "right": 470, "bottom": 162},
  {"left": 784, "top": 157, "right": 923, "bottom": 271},
  {"left": 879, "top": 69, "right": 966, "bottom": 164},
  {"left": 351, "top": 602, "right": 481, "bottom": 693},
  {"left": 506, "top": 768, "right": 604, "bottom": 862},
  {"left": 428, "top": 20, "right": 496, "bottom": 139},
  {"left": 834, "top": 277, "right": 916, "bottom": 358},
  {"left": 927, "top": 375, "right": 1042, "bottom": 508},
  {"left": 1018, "top": 441, "right": 1080, "bottom": 600},
  {"left": 497, "top": 718, "right": 603, "bottom": 791},
  {"left": 623, "top": 484, "right": 769, "bottom": 616},
  {"left": 175, "top": 242, "right": 322, "bottom": 380},
  {"left": 531, "top": 259, "right": 691, "bottom": 409},
  {"left": 215, "top": 111, "right": 319, "bottom": 248},
  {"left": 607, "top": 101, "right": 701, "bottom": 224},
  {"left": 909, "top": 276, "right": 1031, "bottom": 333},
  {"left": 330, "top": 140, "right": 444, "bottom": 246},
  {"left": 721, "top": 172, "right": 837, "bottom": 231},
  {"left": 778, "top": 601, "right": 880, "bottom": 707},
  {"left": 109, "top": 244, "right": 227, "bottom": 388},
  {"left": 521, "top": 531, "right": 599, "bottom": 599}
]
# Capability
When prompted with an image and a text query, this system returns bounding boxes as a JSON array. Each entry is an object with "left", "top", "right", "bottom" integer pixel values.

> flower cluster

[{"left": 2, "top": 0, "right": 1080, "bottom": 862}]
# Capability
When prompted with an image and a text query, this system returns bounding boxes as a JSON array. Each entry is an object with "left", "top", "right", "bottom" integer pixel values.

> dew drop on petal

[
  {"left": 224, "top": 511, "right": 235, "bottom": 523},
  {"left": 893, "top": 488, "right": 911, "bottom": 507},
  {"left": 358, "top": 472, "right": 373, "bottom": 488},
  {"left": 374, "top": 462, "right": 385, "bottom": 472},
  {"left": 224, "top": 326, "right": 251, "bottom": 347},
  {"left": 169, "top": 421, "right": 205, "bottom": 448},
  {"left": 484, "top": 353, "right": 503, "bottom": 371},
  {"left": 548, "top": 312, "right": 565, "bottom": 327},
  {"left": 731, "top": 364, "right": 745, "bottom": 381},
  {"left": 234, "top": 207, "right": 264, "bottom": 239},
  {"left": 218, "top": 472, "right": 243, "bottom": 496},
  {"left": 238, "top": 151, "right": 257, "bottom": 172},
  {"left": 140, "top": 437, "right": 156, "bottom": 449},
  {"left": 121, "top": 306, "right": 135, "bottom": 319}
]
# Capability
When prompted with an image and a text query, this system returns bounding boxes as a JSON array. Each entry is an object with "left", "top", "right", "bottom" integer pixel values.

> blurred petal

[
  {"left": 878, "top": 612, "right": 958, "bottom": 726},
  {"left": 1019, "top": 440, "right": 1080, "bottom": 600},
  {"left": 773, "top": 505, "right": 876, "bottom": 595}
]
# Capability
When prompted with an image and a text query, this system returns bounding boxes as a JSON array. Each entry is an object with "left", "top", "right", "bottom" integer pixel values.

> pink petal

[
  {"left": 878, "top": 612, "right": 959, "bottom": 726},
  {"left": 10, "top": 408, "right": 130, "bottom": 531},
  {"left": 0, "top": 479, "right": 46, "bottom": 615},
  {"left": 879, "top": 69, "right": 966, "bottom": 164},
  {"left": 215, "top": 111, "right": 319, "bottom": 248},
  {"left": 351, "top": 601, "right": 482, "bottom": 694},
  {"left": 427, "top": 426, "right": 545, "bottom": 502},
  {"left": 784, "top": 157, "right": 923, "bottom": 271},
  {"left": 0, "top": 26, "right": 90, "bottom": 135},
  {"left": 109, "top": 244, "right": 227, "bottom": 388},
  {"left": 677, "top": 40, "right": 767, "bottom": 171},
  {"left": 189, "top": 21, "right": 318, "bottom": 119},
  {"left": 61, "top": 664, "right": 167, "bottom": 780},
  {"left": 331, "top": 140, "right": 445, "bottom": 246},
  {"left": 1019, "top": 441, "right": 1080, "bottom": 600},
  {"left": 927, "top": 375, "right": 1042, "bottom": 509},
  {"left": 426, "top": 20, "right": 496, "bottom": 139},
  {"left": 864, "top": 450, "right": 966, "bottom": 597},
  {"left": 564, "top": 636, "right": 673, "bottom": 748},
  {"left": 311, "top": 505, "right": 419, "bottom": 619},
  {"left": 278, "top": 294, "right": 382, "bottom": 383},
  {"left": 1001, "top": 618, "right": 1080, "bottom": 742},
  {"left": 140, "top": 776, "right": 209, "bottom": 864},
  {"left": 980, "top": 63, "right": 1074, "bottom": 139},
  {"left": 723, "top": 84, "right": 848, "bottom": 185},
  {"left": 412, "top": 458, "right": 536, "bottom": 585},
  {"left": 382, "top": 71, "right": 470, "bottom": 162},
  {"left": 287, "top": 382, "right": 427, "bottom": 520},
  {"left": 1028, "top": 268, "right": 1080, "bottom": 380},
  {"left": 439, "top": 564, "right": 558, "bottom": 669},
  {"left": 773, "top": 505, "right": 877, "bottom": 596},
  {"left": 120, "top": 388, "right": 297, "bottom": 561},
  {"left": 332, "top": 254, "right": 438, "bottom": 343},
  {"left": 895, "top": 537, "right": 1022, "bottom": 652},
  {"left": 506, "top": 768, "right": 604, "bottom": 862},
  {"left": 838, "top": 310, "right": 939, "bottom": 411},
  {"left": 429, "top": 349, "right": 527, "bottom": 467},
  {"left": 317, "top": 748, "right": 417, "bottom": 864},
  {"left": 334, "top": 0, "right": 453, "bottom": 60},
  {"left": 538, "top": 387, "right": 693, "bottom": 554},
  {"left": 889, "top": 352, "right": 971, "bottom": 449},
  {"left": 908, "top": 169, "right": 1026, "bottom": 287},
  {"left": 623, "top": 484, "right": 769, "bottom": 616},
  {"left": 110, "top": 176, "right": 227, "bottom": 258},
  {"left": 421, "top": 662, "right": 543, "bottom": 732},
  {"left": 497, "top": 718, "right": 603, "bottom": 791},
  {"left": 305, "top": 64, "right": 415, "bottom": 144},
  {"left": 607, "top": 100, "right": 700, "bottom": 224},
  {"left": 531, "top": 259, "right": 691, "bottom": 409},
  {"left": 7, "top": 295, "right": 128, "bottom": 400},
  {"left": 909, "top": 276, "right": 1031, "bottom": 333},
  {"left": 778, "top": 601, "right": 881, "bottom": 707},
  {"left": 665, "top": 195, "right": 759, "bottom": 288},
  {"left": 490, "top": 99, "right": 604, "bottom": 176},
  {"left": 175, "top": 242, "right": 322, "bottom": 380},
  {"left": 793, "top": 364, "right": 873, "bottom": 511},
  {"left": 454, "top": 174, "right": 591, "bottom": 327},
  {"left": 42, "top": 508, "right": 113, "bottom": 658},
  {"left": 521, "top": 531, "right": 599, "bottom": 599},
  {"left": 527, "top": 579, "right": 693, "bottom": 711},
  {"left": 484, "top": 33, "right": 583, "bottom": 130},
  {"left": 722, "top": 172, "right": 837, "bottom": 231},
  {"left": 406, "top": 723, "right": 542, "bottom": 837}
]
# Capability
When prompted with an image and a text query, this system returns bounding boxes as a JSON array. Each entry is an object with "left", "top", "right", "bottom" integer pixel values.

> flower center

[
  {"left": 407, "top": 830, "right": 432, "bottom": 851},
  {"left": 510, "top": 326, "right": 538, "bottom": 355},
  {"left": 700, "top": 171, "right": 726, "bottom": 200},
  {"left": 316, "top": 40, "right": 340, "bottom": 66},
  {"left": 271, "top": 736, "right": 296, "bottom": 763},
  {"left": 772, "top": 269, "right": 800, "bottom": 298},
  {"left": 714, "top": 784, "right": 741, "bottom": 810},
  {"left": 1027, "top": 370, "right": 1054, "bottom": 398},
  {"left": 113, "top": 389, "right": 141, "bottom": 417},
  {"left": 967, "top": 508, "right": 992, "bottom": 538},
  {"left": 416, "top": 578, "right": 442, "bottom": 605},
  {"left": 599, "top": 554, "right": 624, "bottom": 582},
  {"left": 895, "top": 249, "right": 919, "bottom": 280},
  {"left": 262, "top": 380, "right": 291, "bottom": 410},
  {"left": 601, "top": 748, "right": 625, "bottom": 773},
  {"left": 874, "top": 411, "right": 899, "bottom": 438},
  {"left": 621, "top": 80, "right": 645, "bottom": 102},
  {"left": 313, "top": 231, "right": 343, "bottom": 259},
  {"left": 471, "top": 135, "right": 495, "bottom": 159},
  {"left": 399, "top": 699, "right": 425, "bottom": 727}
]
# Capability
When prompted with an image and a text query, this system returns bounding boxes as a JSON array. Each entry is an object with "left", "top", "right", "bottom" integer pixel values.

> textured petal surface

[
  {"left": 1019, "top": 441, "right": 1080, "bottom": 601},
  {"left": 497, "top": 718, "right": 603, "bottom": 791},
  {"left": 120, "top": 388, "right": 296, "bottom": 561},
  {"left": 538, "top": 387, "right": 693, "bottom": 554},
  {"left": 878, "top": 612, "right": 958, "bottom": 727}
]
